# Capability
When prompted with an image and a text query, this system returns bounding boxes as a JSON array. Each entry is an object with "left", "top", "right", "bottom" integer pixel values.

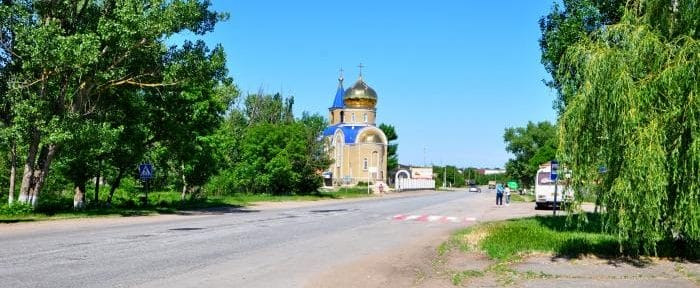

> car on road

[{"left": 468, "top": 186, "right": 481, "bottom": 193}]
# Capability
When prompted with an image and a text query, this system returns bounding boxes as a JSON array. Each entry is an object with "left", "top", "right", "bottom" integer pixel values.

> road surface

[{"left": 1, "top": 189, "right": 497, "bottom": 288}]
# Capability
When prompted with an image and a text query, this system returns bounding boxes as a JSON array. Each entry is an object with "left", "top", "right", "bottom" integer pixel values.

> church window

[
  {"left": 372, "top": 151, "right": 378, "bottom": 168},
  {"left": 351, "top": 113, "right": 355, "bottom": 122},
  {"left": 363, "top": 158, "right": 368, "bottom": 171},
  {"left": 340, "top": 111, "right": 344, "bottom": 123},
  {"left": 335, "top": 135, "right": 342, "bottom": 168},
  {"left": 363, "top": 113, "right": 368, "bottom": 123}
]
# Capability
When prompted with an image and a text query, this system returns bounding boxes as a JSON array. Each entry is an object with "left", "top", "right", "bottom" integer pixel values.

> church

[{"left": 322, "top": 68, "right": 388, "bottom": 187}]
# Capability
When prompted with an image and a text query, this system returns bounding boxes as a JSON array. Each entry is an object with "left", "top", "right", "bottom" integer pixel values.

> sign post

[
  {"left": 139, "top": 163, "right": 154, "bottom": 206},
  {"left": 550, "top": 160, "right": 559, "bottom": 216}
]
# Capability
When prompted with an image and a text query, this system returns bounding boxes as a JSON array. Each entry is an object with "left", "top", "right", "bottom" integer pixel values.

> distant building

[
  {"left": 322, "top": 69, "right": 387, "bottom": 186},
  {"left": 478, "top": 168, "right": 506, "bottom": 175}
]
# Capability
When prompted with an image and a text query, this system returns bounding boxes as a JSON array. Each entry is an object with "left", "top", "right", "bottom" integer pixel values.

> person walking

[
  {"left": 496, "top": 183, "right": 504, "bottom": 206},
  {"left": 505, "top": 185, "right": 511, "bottom": 206}
]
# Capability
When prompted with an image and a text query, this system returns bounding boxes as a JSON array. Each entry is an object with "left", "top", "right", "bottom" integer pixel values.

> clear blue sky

[{"left": 187, "top": 1, "right": 559, "bottom": 169}]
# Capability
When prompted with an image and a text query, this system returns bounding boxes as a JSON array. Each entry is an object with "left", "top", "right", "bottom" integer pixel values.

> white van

[{"left": 534, "top": 165, "right": 574, "bottom": 209}]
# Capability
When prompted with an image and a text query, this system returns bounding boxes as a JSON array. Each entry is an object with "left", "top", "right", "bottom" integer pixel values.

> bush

[
  {"left": 0, "top": 203, "right": 34, "bottom": 216},
  {"left": 36, "top": 190, "right": 73, "bottom": 215}
]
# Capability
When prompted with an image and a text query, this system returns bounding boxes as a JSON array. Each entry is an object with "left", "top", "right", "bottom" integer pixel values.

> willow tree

[{"left": 558, "top": 0, "right": 699, "bottom": 255}]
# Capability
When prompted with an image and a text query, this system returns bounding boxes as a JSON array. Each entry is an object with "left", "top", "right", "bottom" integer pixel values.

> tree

[
  {"left": 557, "top": 0, "right": 699, "bottom": 256},
  {"left": 207, "top": 95, "right": 329, "bottom": 196},
  {"left": 503, "top": 121, "right": 557, "bottom": 188},
  {"left": 1, "top": 1, "right": 226, "bottom": 207},
  {"left": 539, "top": 0, "right": 626, "bottom": 113},
  {"left": 243, "top": 92, "right": 294, "bottom": 125},
  {"left": 378, "top": 123, "right": 399, "bottom": 173},
  {"left": 232, "top": 123, "right": 327, "bottom": 195},
  {"left": 152, "top": 41, "right": 236, "bottom": 200}
]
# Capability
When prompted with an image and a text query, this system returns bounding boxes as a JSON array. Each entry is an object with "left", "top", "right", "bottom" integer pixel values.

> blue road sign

[
  {"left": 598, "top": 165, "right": 607, "bottom": 174},
  {"left": 550, "top": 160, "right": 559, "bottom": 181},
  {"left": 139, "top": 163, "right": 153, "bottom": 180}
]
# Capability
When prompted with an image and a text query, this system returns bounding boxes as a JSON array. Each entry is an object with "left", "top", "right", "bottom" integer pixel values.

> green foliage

[
  {"left": 207, "top": 92, "right": 329, "bottom": 196},
  {"left": 231, "top": 123, "right": 325, "bottom": 195},
  {"left": 557, "top": 1, "right": 700, "bottom": 255},
  {"left": 462, "top": 167, "right": 508, "bottom": 186},
  {"left": 243, "top": 93, "right": 294, "bottom": 125},
  {"left": 434, "top": 165, "right": 465, "bottom": 187},
  {"left": 0, "top": 203, "right": 34, "bottom": 216},
  {"left": 451, "top": 270, "right": 484, "bottom": 285},
  {"left": 475, "top": 216, "right": 619, "bottom": 260},
  {"left": 378, "top": 123, "right": 399, "bottom": 171},
  {"left": 503, "top": 121, "right": 557, "bottom": 188},
  {"left": 539, "top": 0, "right": 626, "bottom": 112},
  {"left": 1, "top": 0, "right": 229, "bottom": 206}
]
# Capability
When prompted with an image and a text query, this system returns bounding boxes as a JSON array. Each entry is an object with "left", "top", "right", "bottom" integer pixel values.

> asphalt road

[{"left": 0, "top": 189, "right": 489, "bottom": 288}]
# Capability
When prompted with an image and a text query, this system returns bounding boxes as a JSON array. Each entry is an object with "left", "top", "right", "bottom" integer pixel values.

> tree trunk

[
  {"left": 18, "top": 129, "right": 40, "bottom": 205},
  {"left": 94, "top": 160, "right": 101, "bottom": 204},
  {"left": 107, "top": 167, "right": 125, "bottom": 206},
  {"left": 29, "top": 143, "right": 57, "bottom": 207},
  {"left": 73, "top": 182, "right": 86, "bottom": 209},
  {"left": 8, "top": 140, "right": 16, "bottom": 205},
  {"left": 180, "top": 162, "right": 187, "bottom": 200}
]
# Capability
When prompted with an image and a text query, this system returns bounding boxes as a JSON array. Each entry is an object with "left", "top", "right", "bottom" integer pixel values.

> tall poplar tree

[{"left": 1, "top": 0, "right": 227, "bottom": 207}]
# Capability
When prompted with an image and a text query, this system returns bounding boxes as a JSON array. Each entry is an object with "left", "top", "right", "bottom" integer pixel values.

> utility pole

[{"left": 443, "top": 166, "right": 447, "bottom": 188}]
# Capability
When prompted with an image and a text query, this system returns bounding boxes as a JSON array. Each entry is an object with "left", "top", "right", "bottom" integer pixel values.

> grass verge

[
  {"left": 439, "top": 214, "right": 621, "bottom": 263},
  {"left": 510, "top": 193, "right": 535, "bottom": 203},
  {"left": 0, "top": 187, "right": 374, "bottom": 223}
]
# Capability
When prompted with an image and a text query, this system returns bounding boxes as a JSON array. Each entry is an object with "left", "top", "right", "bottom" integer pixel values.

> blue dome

[{"left": 330, "top": 76, "right": 345, "bottom": 109}]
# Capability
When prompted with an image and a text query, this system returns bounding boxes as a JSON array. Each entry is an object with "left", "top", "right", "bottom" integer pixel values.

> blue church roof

[
  {"left": 323, "top": 124, "right": 369, "bottom": 144},
  {"left": 330, "top": 78, "right": 345, "bottom": 109}
]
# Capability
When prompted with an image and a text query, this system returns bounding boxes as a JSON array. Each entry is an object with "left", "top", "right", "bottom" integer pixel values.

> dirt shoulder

[{"left": 308, "top": 198, "right": 700, "bottom": 288}]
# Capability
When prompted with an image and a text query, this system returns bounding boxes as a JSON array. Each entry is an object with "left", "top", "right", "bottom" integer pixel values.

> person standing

[
  {"left": 505, "top": 185, "right": 511, "bottom": 206},
  {"left": 496, "top": 183, "right": 504, "bottom": 206}
]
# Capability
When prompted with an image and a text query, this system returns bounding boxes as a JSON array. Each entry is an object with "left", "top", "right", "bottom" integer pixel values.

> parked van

[{"left": 534, "top": 164, "right": 573, "bottom": 209}]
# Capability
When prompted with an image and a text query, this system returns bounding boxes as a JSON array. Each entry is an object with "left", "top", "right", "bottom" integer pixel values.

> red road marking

[
  {"left": 392, "top": 214, "right": 477, "bottom": 223},
  {"left": 416, "top": 214, "right": 429, "bottom": 222}
]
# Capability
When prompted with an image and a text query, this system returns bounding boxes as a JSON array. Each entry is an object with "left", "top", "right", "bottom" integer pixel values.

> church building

[{"left": 322, "top": 69, "right": 388, "bottom": 186}]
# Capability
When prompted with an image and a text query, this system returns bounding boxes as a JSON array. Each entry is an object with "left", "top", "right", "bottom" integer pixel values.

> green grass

[
  {"left": 446, "top": 214, "right": 619, "bottom": 261},
  {"left": 510, "top": 193, "right": 535, "bottom": 203},
  {"left": 451, "top": 269, "right": 484, "bottom": 285},
  {"left": 0, "top": 186, "right": 375, "bottom": 222}
]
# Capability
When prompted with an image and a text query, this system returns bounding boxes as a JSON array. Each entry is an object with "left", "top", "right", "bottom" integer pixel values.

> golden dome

[{"left": 343, "top": 78, "right": 377, "bottom": 109}]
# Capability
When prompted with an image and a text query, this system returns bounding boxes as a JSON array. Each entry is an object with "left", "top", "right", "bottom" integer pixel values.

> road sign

[
  {"left": 139, "top": 163, "right": 153, "bottom": 180},
  {"left": 550, "top": 160, "right": 558, "bottom": 180},
  {"left": 598, "top": 165, "right": 607, "bottom": 174}
]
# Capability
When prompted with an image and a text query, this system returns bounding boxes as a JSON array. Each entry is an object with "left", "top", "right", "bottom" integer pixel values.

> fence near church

[{"left": 396, "top": 178, "right": 435, "bottom": 191}]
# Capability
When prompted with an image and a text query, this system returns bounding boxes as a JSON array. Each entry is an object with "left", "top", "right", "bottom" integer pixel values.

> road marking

[{"left": 391, "top": 214, "right": 477, "bottom": 223}]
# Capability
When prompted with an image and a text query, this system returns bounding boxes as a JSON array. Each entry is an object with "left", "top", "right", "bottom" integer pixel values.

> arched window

[
  {"left": 351, "top": 113, "right": 356, "bottom": 123},
  {"left": 363, "top": 113, "right": 368, "bottom": 123},
  {"left": 363, "top": 158, "right": 368, "bottom": 171},
  {"left": 372, "top": 151, "right": 378, "bottom": 168},
  {"left": 335, "top": 135, "right": 342, "bottom": 168},
  {"left": 340, "top": 111, "right": 344, "bottom": 123}
]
